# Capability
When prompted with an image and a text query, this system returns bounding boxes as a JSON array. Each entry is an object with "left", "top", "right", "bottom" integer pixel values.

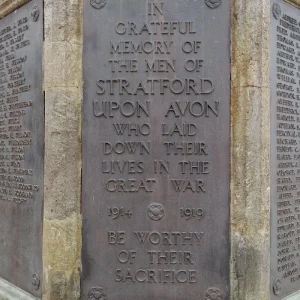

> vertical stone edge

[
  {"left": 231, "top": 1, "right": 271, "bottom": 300},
  {"left": 43, "top": 0, "right": 83, "bottom": 299}
]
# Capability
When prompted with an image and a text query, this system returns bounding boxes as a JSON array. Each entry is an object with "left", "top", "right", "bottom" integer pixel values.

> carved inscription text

[{"left": 82, "top": 0, "right": 230, "bottom": 299}]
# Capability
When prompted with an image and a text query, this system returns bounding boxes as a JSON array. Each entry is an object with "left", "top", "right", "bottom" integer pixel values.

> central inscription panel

[{"left": 82, "top": 0, "right": 230, "bottom": 299}]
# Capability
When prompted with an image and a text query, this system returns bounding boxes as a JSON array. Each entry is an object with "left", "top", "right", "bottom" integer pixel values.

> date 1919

[{"left": 180, "top": 208, "right": 204, "bottom": 220}]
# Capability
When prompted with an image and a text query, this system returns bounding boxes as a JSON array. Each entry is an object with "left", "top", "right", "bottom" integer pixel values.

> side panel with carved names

[
  {"left": 271, "top": 1, "right": 300, "bottom": 299},
  {"left": 82, "top": 0, "right": 230, "bottom": 299},
  {"left": 0, "top": 0, "right": 44, "bottom": 297}
]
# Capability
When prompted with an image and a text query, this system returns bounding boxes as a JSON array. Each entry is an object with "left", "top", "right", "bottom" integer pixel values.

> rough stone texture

[
  {"left": 43, "top": 214, "right": 81, "bottom": 299},
  {"left": 0, "top": 0, "right": 30, "bottom": 19},
  {"left": 0, "top": 277, "right": 38, "bottom": 300},
  {"left": 43, "top": 0, "right": 82, "bottom": 299},
  {"left": 231, "top": 1, "right": 271, "bottom": 300}
]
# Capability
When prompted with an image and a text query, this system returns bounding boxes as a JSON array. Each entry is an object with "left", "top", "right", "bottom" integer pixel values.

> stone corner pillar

[
  {"left": 231, "top": 0, "right": 271, "bottom": 299},
  {"left": 43, "top": 0, "right": 83, "bottom": 299}
]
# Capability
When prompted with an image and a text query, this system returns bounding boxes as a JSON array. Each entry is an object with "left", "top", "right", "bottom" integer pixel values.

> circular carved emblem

[
  {"left": 273, "top": 4, "right": 281, "bottom": 20},
  {"left": 90, "top": 0, "right": 107, "bottom": 9},
  {"left": 204, "top": 288, "right": 222, "bottom": 300},
  {"left": 32, "top": 274, "right": 40, "bottom": 290},
  {"left": 147, "top": 203, "right": 165, "bottom": 221},
  {"left": 88, "top": 287, "right": 106, "bottom": 300},
  {"left": 31, "top": 6, "right": 40, "bottom": 22},
  {"left": 205, "top": 0, "right": 221, "bottom": 9},
  {"left": 273, "top": 279, "right": 282, "bottom": 295}
]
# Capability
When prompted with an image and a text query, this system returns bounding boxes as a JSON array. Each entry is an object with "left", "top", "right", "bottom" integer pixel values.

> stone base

[
  {"left": 0, "top": 0, "right": 30, "bottom": 19},
  {"left": 284, "top": 0, "right": 300, "bottom": 8},
  {"left": 283, "top": 291, "right": 300, "bottom": 300},
  {"left": 0, "top": 278, "right": 39, "bottom": 300}
]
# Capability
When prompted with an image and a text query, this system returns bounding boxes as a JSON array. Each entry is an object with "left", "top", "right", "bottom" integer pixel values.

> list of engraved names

[
  {"left": 271, "top": 2, "right": 300, "bottom": 299},
  {"left": 0, "top": 2, "right": 43, "bottom": 296},
  {"left": 0, "top": 16, "right": 39, "bottom": 204}
]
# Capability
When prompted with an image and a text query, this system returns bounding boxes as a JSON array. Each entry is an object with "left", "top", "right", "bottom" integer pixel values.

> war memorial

[{"left": 0, "top": 0, "right": 299, "bottom": 299}]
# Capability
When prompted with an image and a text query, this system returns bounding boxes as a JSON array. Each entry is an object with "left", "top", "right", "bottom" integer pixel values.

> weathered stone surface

[
  {"left": 43, "top": 214, "right": 81, "bottom": 299},
  {"left": 43, "top": 0, "right": 82, "bottom": 299},
  {"left": 44, "top": 44, "right": 82, "bottom": 90},
  {"left": 44, "top": 88, "right": 81, "bottom": 219},
  {"left": 0, "top": 0, "right": 30, "bottom": 19},
  {"left": 44, "top": 0, "right": 82, "bottom": 43},
  {"left": 231, "top": 1, "right": 271, "bottom": 300}
]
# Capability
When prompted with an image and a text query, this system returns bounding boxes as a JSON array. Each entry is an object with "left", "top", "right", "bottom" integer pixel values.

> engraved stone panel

[
  {"left": 271, "top": 1, "right": 300, "bottom": 298},
  {"left": 82, "top": 0, "right": 230, "bottom": 299},
  {"left": 0, "top": 0, "right": 43, "bottom": 297}
]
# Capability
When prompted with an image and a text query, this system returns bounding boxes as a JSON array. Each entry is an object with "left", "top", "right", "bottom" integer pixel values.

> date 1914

[{"left": 108, "top": 207, "right": 133, "bottom": 219}]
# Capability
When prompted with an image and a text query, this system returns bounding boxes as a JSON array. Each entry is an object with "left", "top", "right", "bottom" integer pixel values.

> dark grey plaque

[
  {"left": 271, "top": 1, "right": 300, "bottom": 299},
  {"left": 0, "top": 0, "right": 43, "bottom": 297},
  {"left": 82, "top": 0, "right": 230, "bottom": 299}
]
